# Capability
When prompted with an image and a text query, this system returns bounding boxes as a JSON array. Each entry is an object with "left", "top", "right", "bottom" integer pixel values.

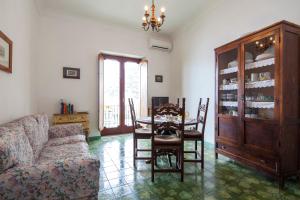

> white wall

[
  {"left": 0, "top": 0, "right": 38, "bottom": 124},
  {"left": 171, "top": 0, "right": 300, "bottom": 144},
  {"left": 35, "top": 13, "right": 172, "bottom": 137}
]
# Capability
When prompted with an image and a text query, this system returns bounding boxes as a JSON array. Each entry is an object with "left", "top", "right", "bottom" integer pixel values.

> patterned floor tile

[{"left": 89, "top": 134, "right": 300, "bottom": 200}]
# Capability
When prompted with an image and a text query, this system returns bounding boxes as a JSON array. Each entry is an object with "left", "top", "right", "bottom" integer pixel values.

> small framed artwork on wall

[
  {"left": 0, "top": 31, "right": 13, "bottom": 73},
  {"left": 155, "top": 75, "right": 163, "bottom": 83},
  {"left": 63, "top": 67, "right": 80, "bottom": 79}
]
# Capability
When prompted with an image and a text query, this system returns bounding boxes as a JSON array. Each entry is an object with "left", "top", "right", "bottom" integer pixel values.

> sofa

[{"left": 0, "top": 114, "right": 100, "bottom": 200}]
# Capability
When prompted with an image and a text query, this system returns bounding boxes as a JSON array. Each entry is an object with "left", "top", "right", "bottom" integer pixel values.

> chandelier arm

[
  {"left": 144, "top": 24, "right": 150, "bottom": 31},
  {"left": 156, "top": 26, "right": 160, "bottom": 32},
  {"left": 148, "top": 23, "right": 151, "bottom": 31}
]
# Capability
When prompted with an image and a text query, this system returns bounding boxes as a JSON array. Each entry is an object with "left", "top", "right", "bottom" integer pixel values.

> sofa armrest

[
  {"left": 49, "top": 123, "right": 84, "bottom": 139},
  {"left": 0, "top": 156, "right": 100, "bottom": 200}
]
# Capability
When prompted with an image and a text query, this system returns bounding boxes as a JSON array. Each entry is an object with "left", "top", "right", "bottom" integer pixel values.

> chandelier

[{"left": 142, "top": 0, "right": 166, "bottom": 32}]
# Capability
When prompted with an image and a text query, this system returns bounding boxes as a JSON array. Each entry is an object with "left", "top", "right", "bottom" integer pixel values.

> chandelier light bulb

[
  {"left": 161, "top": 7, "right": 166, "bottom": 13},
  {"left": 143, "top": 16, "right": 146, "bottom": 21},
  {"left": 158, "top": 17, "right": 161, "bottom": 23},
  {"left": 144, "top": 6, "right": 149, "bottom": 11}
]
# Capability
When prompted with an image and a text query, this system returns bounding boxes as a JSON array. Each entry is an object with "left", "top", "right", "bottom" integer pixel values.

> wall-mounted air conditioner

[{"left": 149, "top": 38, "right": 173, "bottom": 52}]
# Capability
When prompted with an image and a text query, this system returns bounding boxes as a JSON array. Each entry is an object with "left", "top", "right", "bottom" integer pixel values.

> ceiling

[{"left": 35, "top": 0, "right": 210, "bottom": 35}]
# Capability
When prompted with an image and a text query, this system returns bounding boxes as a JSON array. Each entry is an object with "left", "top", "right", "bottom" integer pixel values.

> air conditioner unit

[{"left": 149, "top": 39, "right": 172, "bottom": 52}]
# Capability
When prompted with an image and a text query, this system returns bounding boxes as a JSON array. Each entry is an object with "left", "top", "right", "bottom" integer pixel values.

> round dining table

[
  {"left": 136, "top": 116, "right": 199, "bottom": 126},
  {"left": 136, "top": 116, "right": 199, "bottom": 164}
]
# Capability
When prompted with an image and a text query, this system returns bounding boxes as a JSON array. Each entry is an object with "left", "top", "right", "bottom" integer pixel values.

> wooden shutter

[
  {"left": 99, "top": 54, "right": 105, "bottom": 132},
  {"left": 140, "top": 59, "right": 148, "bottom": 117}
]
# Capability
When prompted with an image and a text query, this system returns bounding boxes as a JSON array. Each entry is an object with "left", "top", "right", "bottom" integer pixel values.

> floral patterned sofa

[{"left": 0, "top": 114, "right": 100, "bottom": 200}]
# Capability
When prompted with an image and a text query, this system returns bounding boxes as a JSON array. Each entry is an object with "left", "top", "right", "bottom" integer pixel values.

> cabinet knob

[{"left": 259, "top": 159, "right": 266, "bottom": 164}]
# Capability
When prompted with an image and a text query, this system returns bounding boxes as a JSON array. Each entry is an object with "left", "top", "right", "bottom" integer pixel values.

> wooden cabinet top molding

[{"left": 215, "top": 20, "right": 300, "bottom": 52}]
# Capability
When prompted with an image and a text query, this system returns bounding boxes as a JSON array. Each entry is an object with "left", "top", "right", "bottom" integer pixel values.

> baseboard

[
  {"left": 88, "top": 136, "right": 101, "bottom": 141},
  {"left": 205, "top": 141, "right": 214, "bottom": 148}
]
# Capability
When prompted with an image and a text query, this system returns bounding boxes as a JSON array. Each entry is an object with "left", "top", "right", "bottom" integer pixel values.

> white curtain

[
  {"left": 140, "top": 59, "right": 148, "bottom": 117},
  {"left": 98, "top": 54, "right": 104, "bottom": 132}
]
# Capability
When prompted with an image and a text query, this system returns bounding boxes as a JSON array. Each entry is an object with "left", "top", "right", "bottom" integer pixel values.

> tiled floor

[{"left": 89, "top": 134, "right": 300, "bottom": 200}]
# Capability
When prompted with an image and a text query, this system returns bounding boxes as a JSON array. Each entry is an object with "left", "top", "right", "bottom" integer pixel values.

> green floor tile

[{"left": 89, "top": 134, "right": 300, "bottom": 200}]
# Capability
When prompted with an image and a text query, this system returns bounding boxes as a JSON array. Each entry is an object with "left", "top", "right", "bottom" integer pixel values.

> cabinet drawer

[
  {"left": 252, "top": 155, "right": 278, "bottom": 173},
  {"left": 53, "top": 115, "right": 88, "bottom": 123},
  {"left": 75, "top": 114, "right": 88, "bottom": 121},
  {"left": 217, "top": 143, "right": 278, "bottom": 173},
  {"left": 257, "top": 157, "right": 276, "bottom": 170},
  {"left": 217, "top": 143, "right": 240, "bottom": 156}
]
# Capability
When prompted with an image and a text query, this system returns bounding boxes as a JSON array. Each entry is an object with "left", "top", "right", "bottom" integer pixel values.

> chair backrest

[
  {"left": 128, "top": 98, "right": 137, "bottom": 129},
  {"left": 151, "top": 98, "right": 185, "bottom": 140},
  {"left": 196, "top": 98, "right": 210, "bottom": 135}
]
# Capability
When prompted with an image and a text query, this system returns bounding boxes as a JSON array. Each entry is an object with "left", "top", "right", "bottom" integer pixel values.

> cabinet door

[
  {"left": 216, "top": 46, "right": 240, "bottom": 145},
  {"left": 241, "top": 30, "right": 280, "bottom": 154}
]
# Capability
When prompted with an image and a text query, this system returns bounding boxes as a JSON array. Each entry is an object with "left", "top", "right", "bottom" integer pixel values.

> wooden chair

[
  {"left": 151, "top": 98, "right": 185, "bottom": 182},
  {"left": 183, "top": 98, "right": 209, "bottom": 169},
  {"left": 128, "top": 98, "right": 152, "bottom": 169}
]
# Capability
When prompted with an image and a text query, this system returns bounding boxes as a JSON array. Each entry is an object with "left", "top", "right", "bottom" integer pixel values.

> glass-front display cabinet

[{"left": 215, "top": 21, "right": 300, "bottom": 188}]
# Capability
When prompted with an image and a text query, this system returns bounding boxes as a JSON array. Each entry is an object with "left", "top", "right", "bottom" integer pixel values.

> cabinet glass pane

[
  {"left": 244, "top": 35, "right": 276, "bottom": 119},
  {"left": 218, "top": 48, "right": 238, "bottom": 116}
]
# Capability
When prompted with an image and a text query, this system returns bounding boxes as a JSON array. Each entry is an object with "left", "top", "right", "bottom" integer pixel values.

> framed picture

[
  {"left": 0, "top": 31, "right": 13, "bottom": 73},
  {"left": 155, "top": 75, "right": 163, "bottom": 83},
  {"left": 63, "top": 67, "right": 80, "bottom": 79}
]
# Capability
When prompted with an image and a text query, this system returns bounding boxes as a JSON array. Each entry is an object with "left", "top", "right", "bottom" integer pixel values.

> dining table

[
  {"left": 136, "top": 116, "right": 199, "bottom": 165},
  {"left": 136, "top": 116, "right": 199, "bottom": 136},
  {"left": 136, "top": 116, "right": 199, "bottom": 126}
]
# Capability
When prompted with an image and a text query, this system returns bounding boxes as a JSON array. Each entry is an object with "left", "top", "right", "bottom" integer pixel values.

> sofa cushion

[
  {"left": 49, "top": 123, "right": 84, "bottom": 139},
  {"left": 0, "top": 125, "right": 33, "bottom": 173},
  {"left": 0, "top": 157, "right": 100, "bottom": 200},
  {"left": 37, "top": 142, "right": 90, "bottom": 165},
  {"left": 0, "top": 126, "right": 9, "bottom": 136},
  {"left": 33, "top": 114, "right": 49, "bottom": 142},
  {"left": 46, "top": 135, "right": 86, "bottom": 147},
  {"left": 12, "top": 116, "right": 48, "bottom": 160}
]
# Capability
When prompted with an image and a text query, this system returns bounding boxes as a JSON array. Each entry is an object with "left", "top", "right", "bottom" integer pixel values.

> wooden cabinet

[
  {"left": 215, "top": 21, "right": 300, "bottom": 187},
  {"left": 53, "top": 112, "right": 90, "bottom": 140}
]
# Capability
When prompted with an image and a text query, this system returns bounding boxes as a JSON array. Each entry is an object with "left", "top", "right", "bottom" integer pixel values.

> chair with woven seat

[
  {"left": 151, "top": 98, "right": 185, "bottom": 182},
  {"left": 184, "top": 98, "right": 209, "bottom": 169},
  {"left": 128, "top": 98, "right": 152, "bottom": 169}
]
